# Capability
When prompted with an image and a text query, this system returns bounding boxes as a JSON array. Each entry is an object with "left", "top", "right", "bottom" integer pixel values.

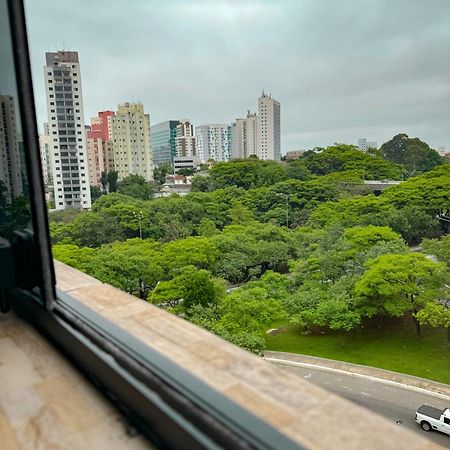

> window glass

[{"left": 0, "top": 0, "right": 32, "bottom": 240}]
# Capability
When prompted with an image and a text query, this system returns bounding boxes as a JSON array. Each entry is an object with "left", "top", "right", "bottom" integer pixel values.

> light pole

[
  {"left": 133, "top": 210, "right": 144, "bottom": 239},
  {"left": 276, "top": 193, "right": 289, "bottom": 228}
]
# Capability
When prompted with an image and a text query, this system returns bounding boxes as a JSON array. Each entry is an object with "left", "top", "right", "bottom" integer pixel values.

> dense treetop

[{"left": 49, "top": 137, "right": 450, "bottom": 352}]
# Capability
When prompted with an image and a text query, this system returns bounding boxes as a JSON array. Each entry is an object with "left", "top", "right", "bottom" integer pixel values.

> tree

[
  {"left": 303, "top": 144, "right": 402, "bottom": 179},
  {"left": 177, "top": 167, "right": 194, "bottom": 176},
  {"left": 285, "top": 278, "right": 362, "bottom": 335},
  {"left": 52, "top": 244, "right": 97, "bottom": 273},
  {"left": 285, "top": 159, "right": 313, "bottom": 181},
  {"left": 228, "top": 200, "right": 255, "bottom": 225},
  {"left": 196, "top": 218, "right": 219, "bottom": 237},
  {"left": 100, "top": 171, "right": 109, "bottom": 192},
  {"left": 355, "top": 253, "right": 447, "bottom": 335},
  {"left": 190, "top": 175, "right": 212, "bottom": 192},
  {"left": 117, "top": 174, "right": 153, "bottom": 200},
  {"left": 209, "top": 159, "right": 287, "bottom": 190},
  {"left": 69, "top": 211, "right": 125, "bottom": 247},
  {"left": 416, "top": 300, "right": 450, "bottom": 344},
  {"left": 90, "top": 185, "right": 103, "bottom": 202},
  {"left": 379, "top": 134, "right": 443, "bottom": 175},
  {"left": 153, "top": 163, "right": 172, "bottom": 185},
  {"left": 161, "top": 236, "right": 219, "bottom": 273},
  {"left": 91, "top": 239, "right": 165, "bottom": 299},
  {"left": 219, "top": 287, "right": 286, "bottom": 333},
  {"left": 107, "top": 170, "right": 118, "bottom": 193},
  {"left": 149, "top": 266, "right": 226, "bottom": 311},
  {"left": 422, "top": 235, "right": 450, "bottom": 266}
]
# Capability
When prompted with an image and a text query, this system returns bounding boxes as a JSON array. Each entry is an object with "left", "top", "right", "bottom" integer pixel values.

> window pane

[{"left": 0, "top": 0, "right": 32, "bottom": 240}]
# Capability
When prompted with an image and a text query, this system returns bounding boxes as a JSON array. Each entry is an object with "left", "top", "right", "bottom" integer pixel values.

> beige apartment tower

[
  {"left": 231, "top": 111, "right": 257, "bottom": 159},
  {"left": 256, "top": 91, "right": 281, "bottom": 160},
  {"left": 110, "top": 103, "right": 153, "bottom": 181}
]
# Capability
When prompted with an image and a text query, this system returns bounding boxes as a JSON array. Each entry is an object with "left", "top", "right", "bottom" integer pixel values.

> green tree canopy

[
  {"left": 117, "top": 174, "right": 154, "bottom": 200},
  {"left": 355, "top": 253, "right": 447, "bottom": 334},
  {"left": 379, "top": 133, "right": 443, "bottom": 175}
]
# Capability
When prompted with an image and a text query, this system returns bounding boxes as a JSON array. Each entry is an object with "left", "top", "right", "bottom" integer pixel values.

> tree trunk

[
  {"left": 447, "top": 326, "right": 450, "bottom": 345},
  {"left": 413, "top": 316, "right": 421, "bottom": 336}
]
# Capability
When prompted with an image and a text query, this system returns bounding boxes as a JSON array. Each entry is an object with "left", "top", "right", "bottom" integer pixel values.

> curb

[{"left": 264, "top": 351, "right": 450, "bottom": 399}]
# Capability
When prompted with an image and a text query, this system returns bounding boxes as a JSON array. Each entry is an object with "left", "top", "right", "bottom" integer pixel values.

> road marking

[{"left": 265, "top": 357, "right": 450, "bottom": 401}]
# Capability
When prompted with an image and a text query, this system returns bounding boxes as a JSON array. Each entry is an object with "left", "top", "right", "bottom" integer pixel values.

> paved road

[{"left": 276, "top": 363, "right": 450, "bottom": 449}]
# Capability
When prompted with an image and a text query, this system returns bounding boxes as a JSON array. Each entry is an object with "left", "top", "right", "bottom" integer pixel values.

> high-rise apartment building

[
  {"left": 176, "top": 120, "right": 196, "bottom": 158},
  {"left": 196, "top": 124, "right": 231, "bottom": 163},
  {"left": 358, "top": 138, "right": 377, "bottom": 151},
  {"left": 110, "top": 103, "right": 153, "bottom": 181},
  {"left": 231, "top": 111, "right": 258, "bottom": 159},
  {"left": 0, "top": 95, "right": 23, "bottom": 202},
  {"left": 39, "top": 123, "right": 51, "bottom": 187},
  {"left": 150, "top": 120, "right": 179, "bottom": 167},
  {"left": 256, "top": 91, "right": 281, "bottom": 160},
  {"left": 86, "top": 111, "right": 115, "bottom": 187},
  {"left": 44, "top": 51, "right": 91, "bottom": 210}
]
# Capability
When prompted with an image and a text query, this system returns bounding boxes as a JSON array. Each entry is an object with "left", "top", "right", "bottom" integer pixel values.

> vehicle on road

[{"left": 415, "top": 405, "right": 450, "bottom": 436}]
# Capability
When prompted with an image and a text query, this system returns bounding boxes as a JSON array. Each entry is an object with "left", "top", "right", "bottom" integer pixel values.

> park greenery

[{"left": 49, "top": 139, "right": 450, "bottom": 374}]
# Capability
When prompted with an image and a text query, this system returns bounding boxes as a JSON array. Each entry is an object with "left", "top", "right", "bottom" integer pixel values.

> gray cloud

[{"left": 25, "top": 0, "right": 450, "bottom": 151}]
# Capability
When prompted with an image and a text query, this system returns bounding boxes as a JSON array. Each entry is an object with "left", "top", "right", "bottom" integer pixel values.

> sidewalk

[{"left": 264, "top": 351, "right": 450, "bottom": 398}]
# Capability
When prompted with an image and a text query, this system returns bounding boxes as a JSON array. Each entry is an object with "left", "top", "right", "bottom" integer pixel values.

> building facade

[
  {"left": 44, "top": 51, "right": 91, "bottom": 210},
  {"left": 231, "top": 111, "right": 257, "bottom": 159},
  {"left": 358, "top": 138, "right": 377, "bottom": 151},
  {"left": 285, "top": 150, "right": 305, "bottom": 160},
  {"left": 195, "top": 124, "right": 231, "bottom": 163},
  {"left": 256, "top": 91, "right": 281, "bottom": 160},
  {"left": 39, "top": 132, "right": 51, "bottom": 186},
  {"left": 110, "top": 102, "right": 153, "bottom": 182},
  {"left": 86, "top": 111, "right": 115, "bottom": 187},
  {"left": 176, "top": 120, "right": 196, "bottom": 158},
  {"left": 150, "top": 120, "right": 179, "bottom": 167},
  {"left": 0, "top": 95, "right": 23, "bottom": 202}
]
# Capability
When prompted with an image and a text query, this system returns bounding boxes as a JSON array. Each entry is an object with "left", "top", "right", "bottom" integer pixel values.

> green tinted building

[{"left": 150, "top": 120, "right": 179, "bottom": 167}]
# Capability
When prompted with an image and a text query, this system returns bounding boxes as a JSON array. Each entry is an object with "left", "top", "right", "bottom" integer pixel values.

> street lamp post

[
  {"left": 133, "top": 210, "right": 144, "bottom": 239},
  {"left": 276, "top": 193, "right": 289, "bottom": 228}
]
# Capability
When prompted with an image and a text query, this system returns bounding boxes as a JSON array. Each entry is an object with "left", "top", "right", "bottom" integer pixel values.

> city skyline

[{"left": 26, "top": 1, "right": 449, "bottom": 152}]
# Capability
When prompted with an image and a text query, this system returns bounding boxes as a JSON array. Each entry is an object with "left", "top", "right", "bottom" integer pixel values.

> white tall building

[
  {"left": 196, "top": 124, "right": 231, "bottom": 163},
  {"left": 231, "top": 111, "right": 257, "bottom": 159},
  {"left": 44, "top": 51, "right": 91, "bottom": 210},
  {"left": 358, "top": 138, "right": 377, "bottom": 151},
  {"left": 110, "top": 103, "right": 153, "bottom": 182},
  {"left": 256, "top": 91, "right": 281, "bottom": 160}
]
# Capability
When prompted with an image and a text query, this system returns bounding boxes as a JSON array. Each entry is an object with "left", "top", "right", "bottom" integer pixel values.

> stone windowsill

[{"left": 55, "top": 261, "right": 440, "bottom": 450}]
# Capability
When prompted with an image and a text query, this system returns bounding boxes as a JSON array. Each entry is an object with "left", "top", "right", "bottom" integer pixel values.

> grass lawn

[{"left": 265, "top": 320, "right": 450, "bottom": 384}]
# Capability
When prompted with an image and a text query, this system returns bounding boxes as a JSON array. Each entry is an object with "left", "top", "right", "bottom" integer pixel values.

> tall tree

[
  {"left": 355, "top": 253, "right": 447, "bottom": 335},
  {"left": 379, "top": 134, "right": 443, "bottom": 175},
  {"left": 100, "top": 171, "right": 109, "bottom": 192},
  {"left": 117, "top": 174, "right": 153, "bottom": 200},
  {"left": 107, "top": 170, "right": 118, "bottom": 193}
]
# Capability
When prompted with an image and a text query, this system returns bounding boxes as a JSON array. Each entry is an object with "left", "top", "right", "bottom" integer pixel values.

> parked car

[{"left": 415, "top": 405, "right": 450, "bottom": 435}]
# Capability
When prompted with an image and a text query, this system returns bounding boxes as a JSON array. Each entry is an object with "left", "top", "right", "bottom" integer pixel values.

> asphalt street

[{"left": 276, "top": 363, "right": 450, "bottom": 449}]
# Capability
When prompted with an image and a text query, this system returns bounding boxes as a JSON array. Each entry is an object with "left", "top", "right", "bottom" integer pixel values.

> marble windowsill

[{"left": 52, "top": 260, "right": 441, "bottom": 450}]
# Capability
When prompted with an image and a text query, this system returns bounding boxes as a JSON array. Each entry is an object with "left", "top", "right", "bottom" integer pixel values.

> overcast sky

[{"left": 25, "top": 0, "right": 450, "bottom": 152}]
